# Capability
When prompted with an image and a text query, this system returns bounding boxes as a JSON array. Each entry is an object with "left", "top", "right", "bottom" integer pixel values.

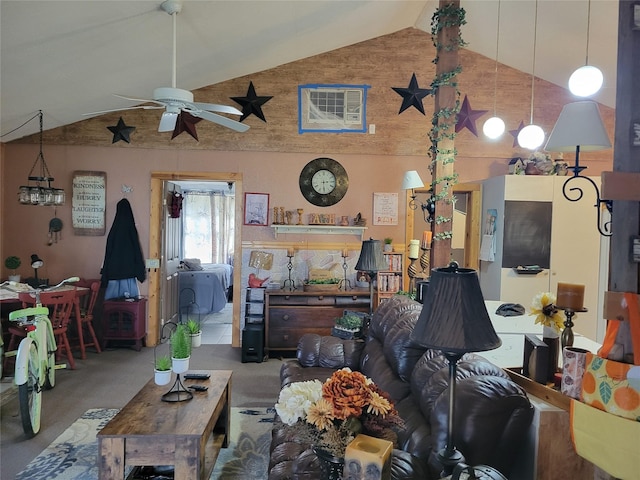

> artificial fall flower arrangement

[
  {"left": 530, "top": 292, "right": 564, "bottom": 334},
  {"left": 275, "top": 368, "right": 404, "bottom": 457}
]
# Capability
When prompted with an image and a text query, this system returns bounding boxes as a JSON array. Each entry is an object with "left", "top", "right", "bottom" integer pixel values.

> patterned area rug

[{"left": 16, "top": 406, "right": 275, "bottom": 480}]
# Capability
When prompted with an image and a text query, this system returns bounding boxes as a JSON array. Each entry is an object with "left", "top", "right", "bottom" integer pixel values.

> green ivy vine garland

[{"left": 428, "top": 3, "right": 466, "bottom": 242}]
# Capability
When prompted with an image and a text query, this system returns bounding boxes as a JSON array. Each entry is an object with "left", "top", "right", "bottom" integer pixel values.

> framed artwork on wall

[
  {"left": 72, "top": 170, "right": 107, "bottom": 236},
  {"left": 244, "top": 192, "right": 270, "bottom": 226}
]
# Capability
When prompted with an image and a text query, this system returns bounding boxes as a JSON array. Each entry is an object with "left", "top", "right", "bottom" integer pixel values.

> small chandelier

[{"left": 17, "top": 110, "right": 65, "bottom": 206}]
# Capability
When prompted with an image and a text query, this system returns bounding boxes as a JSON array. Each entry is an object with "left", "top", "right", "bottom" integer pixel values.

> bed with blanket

[{"left": 178, "top": 259, "right": 233, "bottom": 316}]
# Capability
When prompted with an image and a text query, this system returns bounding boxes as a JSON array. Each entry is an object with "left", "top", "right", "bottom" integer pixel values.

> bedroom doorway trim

[{"left": 149, "top": 171, "right": 243, "bottom": 347}]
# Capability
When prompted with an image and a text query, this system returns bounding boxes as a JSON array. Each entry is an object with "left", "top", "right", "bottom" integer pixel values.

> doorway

[
  {"left": 148, "top": 172, "right": 243, "bottom": 347},
  {"left": 404, "top": 182, "right": 481, "bottom": 274}
]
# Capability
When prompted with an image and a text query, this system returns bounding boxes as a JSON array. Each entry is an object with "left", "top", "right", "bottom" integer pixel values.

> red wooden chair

[
  {"left": 6, "top": 288, "right": 77, "bottom": 370},
  {"left": 70, "top": 280, "right": 102, "bottom": 358}
]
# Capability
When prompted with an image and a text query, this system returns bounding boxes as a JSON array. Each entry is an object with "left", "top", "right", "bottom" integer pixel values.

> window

[{"left": 298, "top": 84, "right": 369, "bottom": 133}]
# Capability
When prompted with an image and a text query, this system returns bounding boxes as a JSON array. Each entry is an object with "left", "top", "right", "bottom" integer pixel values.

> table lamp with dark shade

[
  {"left": 410, "top": 262, "right": 501, "bottom": 477},
  {"left": 355, "top": 238, "right": 388, "bottom": 316},
  {"left": 30, "top": 254, "right": 44, "bottom": 284}
]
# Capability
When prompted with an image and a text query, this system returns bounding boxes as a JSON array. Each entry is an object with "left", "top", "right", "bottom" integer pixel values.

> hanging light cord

[
  {"left": 585, "top": 0, "right": 592, "bottom": 65},
  {"left": 492, "top": 0, "right": 502, "bottom": 116},
  {"left": 0, "top": 110, "right": 41, "bottom": 138},
  {"left": 529, "top": 0, "right": 538, "bottom": 124},
  {"left": 27, "top": 110, "right": 53, "bottom": 182}
]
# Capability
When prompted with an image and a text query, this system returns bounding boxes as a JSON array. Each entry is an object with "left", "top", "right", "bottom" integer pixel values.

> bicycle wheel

[
  {"left": 18, "top": 342, "right": 42, "bottom": 437},
  {"left": 44, "top": 346, "right": 56, "bottom": 389}
]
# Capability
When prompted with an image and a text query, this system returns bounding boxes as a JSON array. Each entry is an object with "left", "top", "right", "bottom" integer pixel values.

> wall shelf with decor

[{"left": 271, "top": 225, "right": 367, "bottom": 239}]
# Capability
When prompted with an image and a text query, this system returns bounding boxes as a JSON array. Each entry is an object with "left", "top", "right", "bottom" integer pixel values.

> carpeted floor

[{"left": 15, "top": 406, "right": 275, "bottom": 480}]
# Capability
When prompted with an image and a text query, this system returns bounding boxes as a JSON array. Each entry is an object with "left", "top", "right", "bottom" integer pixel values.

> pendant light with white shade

[
  {"left": 483, "top": 0, "right": 505, "bottom": 140},
  {"left": 517, "top": 0, "right": 545, "bottom": 150},
  {"left": 568, "top": 0, "right": 603, "bottom": 97}
]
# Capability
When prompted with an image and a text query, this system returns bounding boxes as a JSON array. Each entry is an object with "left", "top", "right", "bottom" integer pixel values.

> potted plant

[
  {"left": 170, "top": 324, "right": 191, "bottom": 374},
  {"left": 5, "top": 256, "right": 21, "bottom": 282},
  {"left": 383, "top": 238, "right": 393, "bottom": 252},
  {"left": 186, "top": 318, "right": 202, "bottom": 348},
  {"left": 154, "top": 355, "right": 172, "bottom": 386},
  {"left": 332, "top": 312, "right": 364, "bottom": 339}
]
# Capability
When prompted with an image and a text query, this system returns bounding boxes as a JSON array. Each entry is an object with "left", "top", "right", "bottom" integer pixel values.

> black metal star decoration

[
  {"left": 172, "top": 112, "right": 202, "bottom": 141},
  {"left": 455, "top": 95, "right": 488, "bottom": 137},
  {"left": 107, "top": 117, "right": 136, "bottom": 144},
  {"left": 509, "top": 120, "right": 526, "bottom": 148},
  {"left": 392, "top": 73, "right": 431, "bottom": 115},
  {"left": 231, "top": 81, "right": 273, "bottom": 122}
]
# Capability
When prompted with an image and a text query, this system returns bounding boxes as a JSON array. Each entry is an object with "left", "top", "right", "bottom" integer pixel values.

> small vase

[
  {"left": 190, "top": 332, "right": 202, "bottom": 348},
  {"left": 154, "top": 369, "right": 172, "bottom": 386},
  {"left": 542, "top": 326, "right": 560, "bottom": 383},
  {"left": 171, "top": 356, "right": 190, "bottom": 374},
  {"left": 313, "top": 447, "right": 344, "bottom": 480}
]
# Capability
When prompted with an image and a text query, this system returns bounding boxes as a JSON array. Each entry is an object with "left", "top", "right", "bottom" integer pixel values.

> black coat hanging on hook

[{"left": 169, "top": 191, "right": 183, "bottom": 218}]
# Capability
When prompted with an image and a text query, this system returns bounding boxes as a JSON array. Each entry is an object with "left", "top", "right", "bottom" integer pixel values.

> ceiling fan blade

[
  {"left": 83, "top": 105, "right": 164, "bottom": 116},
  {"left": 158, "top": 111, "right": 179, "bottom": 132},
  {"left": 191, "top": 102, "right": 242, "bottom": 116},
  {"left": 114, "top": 94, "right": 166, "bottom": 107},
  {"left": 191, "top": 110, "right": 250, "bottom": 133}
]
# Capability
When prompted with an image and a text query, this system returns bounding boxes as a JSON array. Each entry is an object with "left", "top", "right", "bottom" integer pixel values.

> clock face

[
  {"left": 311, "top": 169, "right": 336, "bottom": 194},
  {"left": 299, "top": 158, "right": 348, "bottom": 207}
]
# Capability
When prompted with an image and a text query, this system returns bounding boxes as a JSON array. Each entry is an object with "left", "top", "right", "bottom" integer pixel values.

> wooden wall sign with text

[{"left": 72, "top": 171, "right": 107, "bottom": 236}]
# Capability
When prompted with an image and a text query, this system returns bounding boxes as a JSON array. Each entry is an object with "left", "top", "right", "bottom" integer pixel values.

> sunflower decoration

[{"left": 530, "top": 292, "right": 564, "bottom": 333}]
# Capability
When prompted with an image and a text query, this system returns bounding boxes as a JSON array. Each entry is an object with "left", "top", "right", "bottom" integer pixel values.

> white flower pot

[
  {"left": 154, "top": 369, "right": 172, "bottom": 386},
  {"left": 171, "top": 356, "right": 190, "bottom": 374},
  {"left": 8, "top": 274, "right": 20, "bottom": 282},
  {"left": 190, "top": 332, "right": 202, "bottom": 348}
]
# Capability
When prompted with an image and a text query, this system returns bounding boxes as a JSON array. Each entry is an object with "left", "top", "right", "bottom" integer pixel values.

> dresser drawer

[
  {"left": 335, "top": 296, "right": 370, "bottom": 308},
  {"left": 268, "top": 307, "right": 338, "bottom": 328},
  {"left": 268, "top": 327, "right": 333, "bottom": 349},
  {"left": 267, "top": 294, "right": 335, "bottom": 306}
]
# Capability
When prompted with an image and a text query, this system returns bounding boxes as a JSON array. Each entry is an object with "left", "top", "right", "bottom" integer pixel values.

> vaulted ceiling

[{"left": 0, "top": 0, "right": 619, "bottom": 143}]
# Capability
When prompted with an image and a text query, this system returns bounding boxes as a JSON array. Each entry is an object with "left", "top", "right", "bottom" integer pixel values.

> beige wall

[{"left": 1, "top": 28, "right": 615, "bottom": 285}]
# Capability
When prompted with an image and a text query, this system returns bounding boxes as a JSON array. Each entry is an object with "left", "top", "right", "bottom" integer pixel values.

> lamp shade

[
  {"left": 545, "top": 101, "right": 611, "bottom": 152},
  {"left": 411, "top": 262, "right": 501, "bottom": 353},
  {"left": 355, "top": 239, "right": 387, "bottom": 273},
  {"left": 30, "top": 254, "right": 44, "bottom": 269},
  {"left": 402, "top": 171, "right": 424, "bottom": 190}
]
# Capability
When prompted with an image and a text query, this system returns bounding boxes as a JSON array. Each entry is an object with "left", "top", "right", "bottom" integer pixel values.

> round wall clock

[{"left": 299, "top": 157, "right": 349, "bottom": 207}]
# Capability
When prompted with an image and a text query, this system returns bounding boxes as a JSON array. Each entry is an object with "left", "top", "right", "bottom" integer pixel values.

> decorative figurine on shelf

[
  {"left": 297, "top": 208, "right": 304, "bottom": 225},
  {"left": 248, "top": 273, "right": 270, "bottom": 288},
  {"left": 285, "top": 210, "right": 293, "bottom": 225}
]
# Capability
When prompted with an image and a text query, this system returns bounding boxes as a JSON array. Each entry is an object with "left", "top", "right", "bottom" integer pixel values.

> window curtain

[{"left": 182, "top": 192, "right": 235, "bottom": 264}]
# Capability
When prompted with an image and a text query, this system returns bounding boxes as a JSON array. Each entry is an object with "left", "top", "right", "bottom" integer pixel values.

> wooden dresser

[{"left": 264, "top": 289, "right": 370, "bottom": 353}]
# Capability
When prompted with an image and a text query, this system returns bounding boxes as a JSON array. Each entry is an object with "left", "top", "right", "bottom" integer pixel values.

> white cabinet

[{"left": 479, "top": 175, "right": 609, "bottom": 342}]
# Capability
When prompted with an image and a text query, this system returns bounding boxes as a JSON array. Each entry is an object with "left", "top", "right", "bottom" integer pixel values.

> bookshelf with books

[{"left": 375, "top": 253, "right": 404, "bottom": 307}]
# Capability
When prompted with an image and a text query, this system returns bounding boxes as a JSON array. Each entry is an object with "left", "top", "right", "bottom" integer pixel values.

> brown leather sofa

[{"left": 268, "top": 294, "right": 534, "bottom": 479}]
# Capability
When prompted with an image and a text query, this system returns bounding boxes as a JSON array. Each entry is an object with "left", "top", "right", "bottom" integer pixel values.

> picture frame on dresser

[{"left": 244, "top": 192, "right": 269, "bottom": 226}]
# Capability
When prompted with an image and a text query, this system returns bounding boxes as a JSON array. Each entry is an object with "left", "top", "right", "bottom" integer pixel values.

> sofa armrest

[{"left": 296, "top": 333, "right": 364, "bottom": 370}]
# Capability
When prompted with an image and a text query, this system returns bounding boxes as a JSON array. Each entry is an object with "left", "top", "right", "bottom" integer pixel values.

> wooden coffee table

[{"left": 97, "top": 370, "right": 232, "bottom": 480}]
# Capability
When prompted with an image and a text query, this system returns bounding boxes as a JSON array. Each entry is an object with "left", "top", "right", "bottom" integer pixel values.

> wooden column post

[
  {"left": 431, "top": 1, "right": 460, "bottom": 269},
  {"left": 603, "top": 0, "right": 640, "bottom": 360}
]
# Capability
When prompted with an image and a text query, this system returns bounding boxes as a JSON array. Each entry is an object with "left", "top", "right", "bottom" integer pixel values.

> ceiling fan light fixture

[{"left": 568, "top": 65, "right": 604, "bottom": 97}]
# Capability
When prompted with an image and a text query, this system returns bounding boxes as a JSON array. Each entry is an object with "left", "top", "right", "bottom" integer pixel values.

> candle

[
  {"left": 287, "top": 247, "right": 294, "bottom": 257},
  {"left": 342, "top": 248, "right": 349, "bottom": 258},
  {"left": 556, "top": 282, "right": 585, "bottom": 310},
  {"left": 409, "top": 240, "right": 420, "bottom": 259},
  {"left": 421, "top": 230, "right": 432, "bottom": 248}
]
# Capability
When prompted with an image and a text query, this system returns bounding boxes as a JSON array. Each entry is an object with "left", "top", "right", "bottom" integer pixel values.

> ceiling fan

[{"left": 85, "top": 0, "right": 249, "bottom": 133}]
